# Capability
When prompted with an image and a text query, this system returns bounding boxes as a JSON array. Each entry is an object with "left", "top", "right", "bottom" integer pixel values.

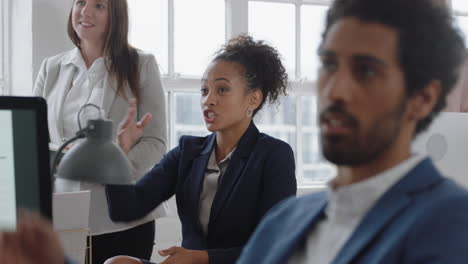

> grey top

[{"left": 199, "top": 147, "right": 235, "bottom": 235}]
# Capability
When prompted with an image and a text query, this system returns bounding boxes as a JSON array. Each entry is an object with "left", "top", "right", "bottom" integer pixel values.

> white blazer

[{"left": 34, "top": 48, "right": 169, "bottom": 235}]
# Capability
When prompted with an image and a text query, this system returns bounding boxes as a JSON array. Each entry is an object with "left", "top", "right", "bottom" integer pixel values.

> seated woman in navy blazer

[{"left": 105, "top": 35, "right": 297, "bottom": 264}]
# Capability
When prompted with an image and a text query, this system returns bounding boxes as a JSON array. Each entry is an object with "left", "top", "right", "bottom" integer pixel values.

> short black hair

[
  {"left": 323, "top": 0, "right": 466, "bottom": 134},
  {"left": 214, "top": 35, "right": 288, "bottom": 116}
]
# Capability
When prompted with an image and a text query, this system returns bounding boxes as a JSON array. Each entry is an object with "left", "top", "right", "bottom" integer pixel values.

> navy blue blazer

[
  {"left": 106, "top": 122, "right": 297, "bottom": 264},
  {"left": 237, "top": 158, "right": 468, "bottom": 264}
]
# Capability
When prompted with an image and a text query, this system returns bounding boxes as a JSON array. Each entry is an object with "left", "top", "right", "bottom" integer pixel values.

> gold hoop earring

[{"left": 246, "top": 109, "right": 253, "bottom": 118}]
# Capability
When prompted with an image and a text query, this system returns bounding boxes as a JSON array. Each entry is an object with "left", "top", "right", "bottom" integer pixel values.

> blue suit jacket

[
  {"left": 237, "top": 158, "right": 468, "bottom": 264},
  {"left": 106, "top": 122, "right": 297, "bottom": 264}
]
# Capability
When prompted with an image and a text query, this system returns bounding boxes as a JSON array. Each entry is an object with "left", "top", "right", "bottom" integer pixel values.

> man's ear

[
  {"left": 249, "top": 89, "right": 264, "bottom": 110},
  {"left": 407, "top": 80, "right": 441, "bottom": 121}
]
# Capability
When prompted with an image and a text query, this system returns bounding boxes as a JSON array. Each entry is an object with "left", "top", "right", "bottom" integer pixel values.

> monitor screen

[{"left": 0, "top": 96, "right": 51, "bottom": 230}]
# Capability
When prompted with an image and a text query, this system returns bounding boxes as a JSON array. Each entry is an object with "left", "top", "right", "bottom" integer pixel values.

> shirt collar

[
  {"left": 62, "top": 48, "right": 105, "bottom": 72},
  {"left": 62, "top": 48, "right": 83, "bottom": 66},
  {"left": 206, "top": 147, "right": 236, "bottom": 171},
  {"left": 325, "top": 154, "right": 426, "bottom": 219}
]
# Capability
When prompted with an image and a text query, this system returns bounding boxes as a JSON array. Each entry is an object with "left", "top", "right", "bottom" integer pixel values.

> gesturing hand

[
  {"left": 117, "top": 98, "right": 153, "bottom": 154},
  {"left": 158, "top": 246, "right": 209, "bottom": 264}
]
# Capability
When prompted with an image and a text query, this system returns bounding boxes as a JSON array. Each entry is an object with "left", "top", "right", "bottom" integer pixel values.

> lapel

[
  {"left": 332, "top": 158, "right": 443, "bottom": 264},
  {"left": 188, "top": 133, "right": 216, "bottom": 228},
  {"left": 208, "top": 122, "right": 259, "bottom": 225},
  {"left": 52, "top": 62, "right": 77, "bottom": 141},
  {"left": 100, "top": 73, "right": 119, "bottom": 118},
  {"left": 274, "top": 192, "right": 329, "bottom": 264}
]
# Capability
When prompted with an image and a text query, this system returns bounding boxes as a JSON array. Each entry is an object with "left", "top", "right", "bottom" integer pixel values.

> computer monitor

[{"left": 0, "top": 96, "right": 52, "bottom": 230}]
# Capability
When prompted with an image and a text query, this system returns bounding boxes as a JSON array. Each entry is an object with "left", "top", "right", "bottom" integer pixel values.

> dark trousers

[{"left": 87, "top": 220, "right": 155, "bottom": 264}]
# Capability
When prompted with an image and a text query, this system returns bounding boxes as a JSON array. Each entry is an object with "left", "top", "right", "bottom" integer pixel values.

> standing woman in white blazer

[{"left": 33, "top": 0, "right": 168, "bottom": 263}]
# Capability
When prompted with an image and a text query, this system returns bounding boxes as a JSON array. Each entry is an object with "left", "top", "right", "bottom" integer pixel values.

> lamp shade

[{"left": 56, "top": 119, "right": 133, "bottom": 185}]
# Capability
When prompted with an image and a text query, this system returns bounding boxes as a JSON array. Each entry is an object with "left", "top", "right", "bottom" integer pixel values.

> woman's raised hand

[{"left": 117, "top": 98, "right": 152, "bottom": 154}]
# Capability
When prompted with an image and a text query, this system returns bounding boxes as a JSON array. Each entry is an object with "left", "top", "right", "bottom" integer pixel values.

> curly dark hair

[
  {"left": 323, "top": 0, "right": 466, "bottom": 135},
  {"left": 213, "top": 35, "right": 289, "bottom": 116}
]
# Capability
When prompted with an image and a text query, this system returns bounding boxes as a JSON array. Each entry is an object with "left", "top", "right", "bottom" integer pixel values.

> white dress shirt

[
  {"left": 61, "top": 51, "right": 106, "bottom": 140},
  {"left": 288, "top": 154, "right": 426, "bottom": 264}
]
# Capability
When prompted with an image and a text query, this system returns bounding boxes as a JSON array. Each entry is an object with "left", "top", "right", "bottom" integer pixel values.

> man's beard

[{"left": 320, "top": 99, "right": 407, "bottom": 166}]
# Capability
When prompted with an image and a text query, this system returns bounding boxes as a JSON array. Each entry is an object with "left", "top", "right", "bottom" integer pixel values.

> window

[
  {"left": 451, "top": 0, "right": 468, "bottom": 47},
  {"left": 128, "top": 0, "right": 337, "bottom": 186},
  {"left": 174, "top": 92, "right": 207, "bottom": 140},
  {"left": 117, "top": 0, "right": 468, "bottom": 187},
  {"left": 128, "top": 0, "right": 225, "bottom": 77},
  {"left": 247, "top": 0, "right": 335, "bottom": 185},
  {"left": 452, "top": 0, "right": 468, "bottom": 46},
  {"left": 128, "top": 0, "right": 168, "bottom": 74},
  {"left": 174, "top": 0, "right": 225, "bottom": 77},
  {"left": 127, "top": 0, "right": 225, "bottom": 147},
  {"left": 249, "top": 2, "right": 296, "bottom": 76},
  {"left": 301, "top": 4, "right": 328, "bottom": 81},
  {"left": 453, "top": 0, "right": 468, "bottom": 13}
]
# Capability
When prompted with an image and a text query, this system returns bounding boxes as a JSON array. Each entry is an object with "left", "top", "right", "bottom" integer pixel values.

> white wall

[
  {"left": 32, "top": 0, "right": 73, "bottom": 79},
  {"left": 9, "top": 0, "right": 32, "bottom": 95},
  {"left": 9, "top": 0, "right": 72, "bottom": 95}
]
